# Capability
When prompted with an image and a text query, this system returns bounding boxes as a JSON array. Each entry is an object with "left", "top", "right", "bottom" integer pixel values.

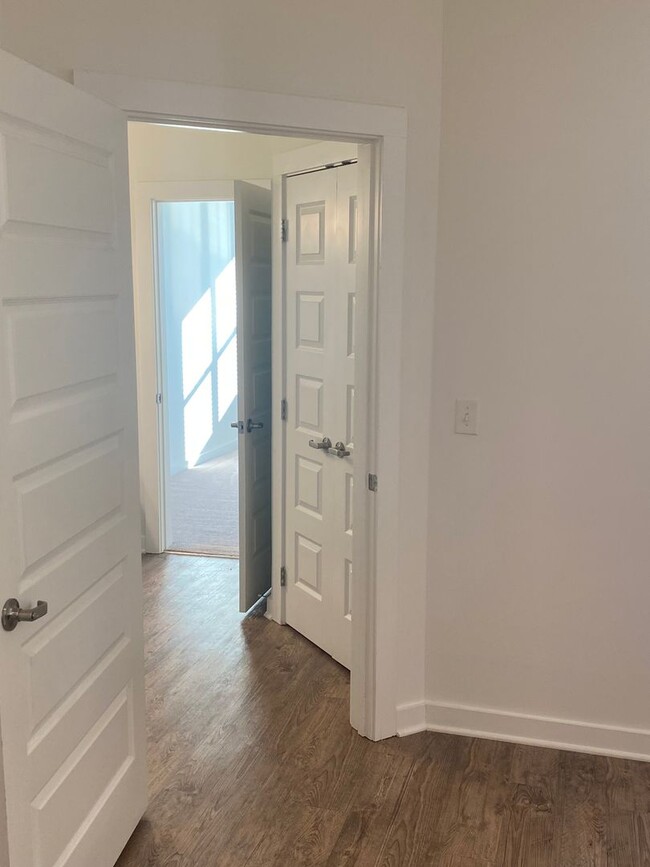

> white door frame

[
  {"left": 131, "top": 179, "right": 238, "bottom": 554},
  {"left": 74, "top": 71, "right": 407, "bottom": 741}
]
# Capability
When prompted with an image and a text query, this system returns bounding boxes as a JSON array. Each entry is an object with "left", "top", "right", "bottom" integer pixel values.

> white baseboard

[
  {"left": 396, "top": 699, "right": 650, "bottom": 762},
  {"left": 395, "top": 701, "right": 429, "bottom": 737}
]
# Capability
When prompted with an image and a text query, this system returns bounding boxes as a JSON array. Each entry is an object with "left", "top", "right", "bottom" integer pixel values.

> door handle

[
  {"left": 230, "top": 421, "right": 244, "bottom": 433},
  {"left": 2, "top": 598, "right": 48, "bottom": 632},
  {"left": 246, "top": 419, "right": 264, "bottom": 433},
  {"left": 309, "top": 436, "right": 332, "bottom": 450},
  {"left": 327, "top": 441, "right": 351, "bottom": 458}
]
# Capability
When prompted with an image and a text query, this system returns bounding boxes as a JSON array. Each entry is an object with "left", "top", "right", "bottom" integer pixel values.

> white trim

[
  {"left": 396, "top": 700, "right": 650, "bottom": 762},
  {"left": 74, "top": 71, "right": 407, "bottom": 140},
  {"left": 74, "top": 71, "right": 408, "bottom": 741}
]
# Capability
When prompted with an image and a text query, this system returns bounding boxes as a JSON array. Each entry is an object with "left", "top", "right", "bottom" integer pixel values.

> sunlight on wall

[
  {"left": 218, "top": 336, "right": 238, "bottom": 422},
  {"left": 216, "top": 258, "right": 237, "bottom": 352},
  {"left": 182, "top": 288, "right": 213, "bottom": 399},
  {"left": 157, "top": 199, "right": 238, "bottom": 474}
]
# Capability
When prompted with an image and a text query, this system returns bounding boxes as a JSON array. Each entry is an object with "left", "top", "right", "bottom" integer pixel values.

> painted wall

[
  {"left": 0, "top": 0, "right": 444, "bottom": 720},
  {"left": 128, "top": 122, "right": 314, "bottom": 183},
  {"left": 426, "top": 0, "right": 650, "bottom": 754}
]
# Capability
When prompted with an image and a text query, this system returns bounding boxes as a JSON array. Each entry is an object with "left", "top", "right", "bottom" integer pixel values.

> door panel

[
  {"left": 235, "top": 182, "right": 273, "bottom": 611},
  {"left": 0, "top": 49, "right": 147, "bottom": 867},
  {"left": 284, "top": 163, "right": 357, "bottom": 668}
]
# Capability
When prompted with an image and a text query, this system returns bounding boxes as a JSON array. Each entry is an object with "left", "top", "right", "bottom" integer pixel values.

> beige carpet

[{"left": 167, "top": 450, "right": 239, "bottom": 557}]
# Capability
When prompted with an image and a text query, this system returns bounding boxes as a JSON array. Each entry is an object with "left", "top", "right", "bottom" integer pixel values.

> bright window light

[{"left": 218, "top": 336, "right": 238, "bottom": 421}]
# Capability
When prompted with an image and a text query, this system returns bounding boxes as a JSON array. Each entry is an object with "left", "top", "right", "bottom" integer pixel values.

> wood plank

[{"left": 115, "top": 554, "right": 650, "bottom": 867}]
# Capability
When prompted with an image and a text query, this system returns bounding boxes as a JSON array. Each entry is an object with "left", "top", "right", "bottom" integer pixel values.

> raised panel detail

[
  {"left": 296, "top": 202, "right": 325, "bottom": 264},
  {"left": 252, "top": 506, "right": 271, "bottom": 557},
  {"left": 252, "top": 367, "right": 272, "bottom": 413},
  {"left": 345, "top": 473, "right": 354, "bottom": 536},
  {"left": 295, "top": 455, "right": 322, "bottom": 518},
  {"left": 251, "top": 295, "right": 272, "bottom": 339},
  {"left": 251, "top": 215, "right": 271, "bottom": 264},
  {"left": 17, "top": 436, "right": 123, "bottom": 570},
  {"left": 31, "top": 689, "right": 133, "bottom": 867},
  {"left": 346, "top": 385, "right": 355, "bottom": 448},
  {"left": 7, "top": 300, "right": 118, "bottom": 404},
  {"left": 10, "top": 382, "right": 121, "bottom": 478},
  {"left": 347, "top": 293, "right": 356, "bottom": 358},
  {"left": 1, "top": 134, "right": 113, "bottom": 236},
  {"left": 27, "top": 565, "right": 125, "bottom": 730},
  {"left": 295, "top": 376, "right": 323, "bottom": 434},
  {"left": 348, "top": 195, "right": 358, "bottom": 264},
  {"left": 295, "top": 533, "right": 322, "bottom": 598},
  {"left": 344, "top": 559, "right": 352, "bottom": 620},
  {"left": 252, "top": 437, "right": 271, "bottom": 485},
  {"left": 296, "top": 293, "right": 324, "bottom": 350}
]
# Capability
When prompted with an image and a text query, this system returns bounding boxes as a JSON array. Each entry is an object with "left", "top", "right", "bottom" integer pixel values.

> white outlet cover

[{"left": 455, "top": 399, "right": 478, "bottom": 435}]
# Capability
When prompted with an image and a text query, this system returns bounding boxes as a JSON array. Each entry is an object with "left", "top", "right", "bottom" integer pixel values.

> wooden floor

[{"left": 116, "top": 554, "right": 650, "bottom": 866}]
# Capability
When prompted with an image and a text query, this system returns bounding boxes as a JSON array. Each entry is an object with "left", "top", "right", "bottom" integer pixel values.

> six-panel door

[{"left": 284, "top": 163, "right": 357, "bottom": 668}]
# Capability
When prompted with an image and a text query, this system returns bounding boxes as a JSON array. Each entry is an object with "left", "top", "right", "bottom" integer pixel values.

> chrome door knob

[{"left": 2, "top": 598, "right": 48, "bottom": 632}]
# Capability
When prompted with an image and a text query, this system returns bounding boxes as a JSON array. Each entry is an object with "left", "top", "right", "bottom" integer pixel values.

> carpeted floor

[{"left": 167, "top": 450, "right": 239, "bottom": 557}]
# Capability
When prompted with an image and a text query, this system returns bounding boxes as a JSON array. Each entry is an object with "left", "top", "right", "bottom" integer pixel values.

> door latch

[
  {"left": 327, "top": 441, "right": 351, "bottom": 458},
  {"left": 309, "top": 436, "right": 332, "bottom": 450},
  {"left": 2, "top": 598, "right": 48, "bottom": 631}
]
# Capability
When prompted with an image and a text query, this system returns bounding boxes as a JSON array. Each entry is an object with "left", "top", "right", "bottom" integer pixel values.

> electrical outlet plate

[{"left": 455, "top": 399, "right": 478, "bottom": 435}]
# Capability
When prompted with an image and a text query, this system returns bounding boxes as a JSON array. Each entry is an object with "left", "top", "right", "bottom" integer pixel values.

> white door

[
  {"left": 0, "top": 49, "right": 147, "bottom": 867},
  {"left": 284, "top": 163, "right": 357, "bottom": 668},
  {"left": 234, "top": 182, "right": 273, "bottom": 611}
]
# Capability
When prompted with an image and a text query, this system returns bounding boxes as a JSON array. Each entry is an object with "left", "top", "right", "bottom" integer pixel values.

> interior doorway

[
  {"left": 128, "top": 124, "right": 362, "bottom": 645},
  {"left": 156, "top": 196, "right": 240, "bottom": 557}
]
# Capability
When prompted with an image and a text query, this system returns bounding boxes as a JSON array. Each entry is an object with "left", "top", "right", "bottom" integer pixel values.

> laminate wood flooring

[{"left": 115, "top": 554, "right": 650, "bottom": 866}]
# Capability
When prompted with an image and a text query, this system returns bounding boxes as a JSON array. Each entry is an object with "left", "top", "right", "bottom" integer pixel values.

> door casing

[{"left": 74, "top": 70, "right": 407, "bottom": 742}]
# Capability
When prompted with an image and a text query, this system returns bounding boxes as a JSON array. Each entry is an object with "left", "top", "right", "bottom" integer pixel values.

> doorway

[
  {"left": 128, "top": 124, "right": 361, "bottom": 641},
  {"left": 157, "top": 196, "right": 239, "bottom": 557},
  {"left": 83, "top": 69, "right": 408, "bottom": 740}
]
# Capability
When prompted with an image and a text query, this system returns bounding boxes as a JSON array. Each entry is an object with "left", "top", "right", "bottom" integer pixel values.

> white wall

[
  {"left": 0, "top": 0, "right": 444, "bottom": 721},
  {"left": 424, "top": 0, "right": 650, "bottom": 757},
  {"left": 128, "top": 123, "right": 314, "bottom": 183}
]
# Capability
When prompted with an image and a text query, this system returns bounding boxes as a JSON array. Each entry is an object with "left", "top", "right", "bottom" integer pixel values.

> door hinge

[
  {"left": 281, "top": 219, "right": 289, "bottom": 243},
  {"left": 280, "top": 566, "right": 287, "bottom": 587},
  {"left": 155, "top": 392, "right": 163, "bottom": 405},
  {"left": 368, "top": 473, "right": 378, "bottom": 492},
  {"left": 280, "top": 398, "right": 288, "bottom": 421}
]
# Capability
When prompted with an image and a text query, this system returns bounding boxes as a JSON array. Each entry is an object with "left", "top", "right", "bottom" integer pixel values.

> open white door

[
  {"left": 0, "top": 49, "right": 147, "bottom": 867},
  {"left": 234, "top": 182, "right": 273, "bottom": 611}
]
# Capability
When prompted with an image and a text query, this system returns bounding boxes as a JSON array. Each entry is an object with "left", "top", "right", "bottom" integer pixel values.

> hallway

[{"left": 116, "top": 555, "right": 650, "bottom": 866}]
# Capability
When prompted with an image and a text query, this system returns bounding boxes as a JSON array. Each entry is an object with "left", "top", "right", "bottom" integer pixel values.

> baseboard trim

[
  {"left": 395, "top": 701, "right": 428, "bottom": 737},
  {"left": 396, "top": 700, "right": 650, "bottom": 762}
]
